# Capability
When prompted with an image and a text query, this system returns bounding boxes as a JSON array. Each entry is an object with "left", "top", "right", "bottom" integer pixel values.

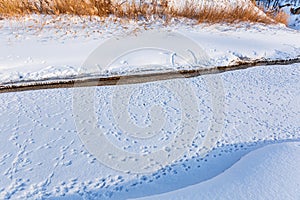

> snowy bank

[
  {"left": 134, "top": 142, "right": 300, "bottom": 200},
  {"left": 0, "top": 16, "right": 299, "bottom": 85}
]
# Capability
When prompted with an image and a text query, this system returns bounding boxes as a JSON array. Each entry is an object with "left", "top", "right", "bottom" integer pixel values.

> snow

[
  {"left": 0, "top": 1, "right": 300, "bottom": 199},
  {"left": 0, "top": 64, "right": 299, "bottom": 199},
  {"left": 0, "top": 16, "right": 300, "bottom": 85},
  {"left": 134, "top": 142, "right": 300, "bottom": 200}
]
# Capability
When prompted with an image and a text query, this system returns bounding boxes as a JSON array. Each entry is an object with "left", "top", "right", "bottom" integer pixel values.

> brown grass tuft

[
  {"left": 255, "top": 1, "right": 290, "bottom": 25},
  {"left": 263, "top": 9, "right": 289, "bottom": 25},
  {"left": 272, "top": 10, "right": 289, "bottom": 25},
  {"left": 0, "top": 0, "right": 289, "bottom": 25}
]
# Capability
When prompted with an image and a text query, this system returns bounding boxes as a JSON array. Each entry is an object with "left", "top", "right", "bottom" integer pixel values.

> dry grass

[
  {"left": 255, "top": 2, "right": 290, "bottom": 25},
  {"left": 0, "top": 0, "right": 111, "bottom": 16},
  {"left": 169, "top": 1, "right": 276, "bottom": 24},
  {"left": 267, "top": 10, "right": 289, "bottom": 25},
  {"left": 0, "top": 0, "right": 289, "bottom": 25}
]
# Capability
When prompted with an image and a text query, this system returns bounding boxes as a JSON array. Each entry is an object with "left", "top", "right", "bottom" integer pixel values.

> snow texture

[{"left": 0, "top": 64, "right": 299, "bottom": 199}]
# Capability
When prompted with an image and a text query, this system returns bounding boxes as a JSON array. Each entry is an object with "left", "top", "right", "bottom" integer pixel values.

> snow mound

[{"left": 136, "top": 142, "right": 300, "bottom": 200}]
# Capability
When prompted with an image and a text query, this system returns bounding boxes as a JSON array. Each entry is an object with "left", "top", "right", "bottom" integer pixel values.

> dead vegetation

[
  {"left": 0, "top": 0, "right": 289, "bottom": 25},
  {"left": 254, "top": 0, "right": 290, "bottom": 25},
  {"left": 265, "top": 9, "right": 289, "bottom": 24},
  {"left": 168, "top": 0, "right": 277, "bottom": 24}
]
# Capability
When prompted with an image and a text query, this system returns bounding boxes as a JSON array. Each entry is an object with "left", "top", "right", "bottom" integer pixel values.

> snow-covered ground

[
  {"left": 0, "top": 63, "right": 299, "bottom": 199},
  {"left": 0, "top": 16, "right": 300, "bottom": 85},
  {"left": 135, "top": 142, "right": 300, "bottom": 200},
  {"left": 1, "top": 0, "right": 300, "bottom": 199}
]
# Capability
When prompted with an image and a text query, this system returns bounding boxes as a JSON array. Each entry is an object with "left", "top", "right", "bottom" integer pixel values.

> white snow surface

[
  {"left": 0, "top": 3, "right": 300, "bottom": 199},
  {"left": 134, "top": 142, "right": 300, "bottom": 200},
  {"left": 0, "top": 16, "right": 300, "bottom": 84},
  {"left": 0, "top": 64, "right": 299, "bottom": 199}
]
